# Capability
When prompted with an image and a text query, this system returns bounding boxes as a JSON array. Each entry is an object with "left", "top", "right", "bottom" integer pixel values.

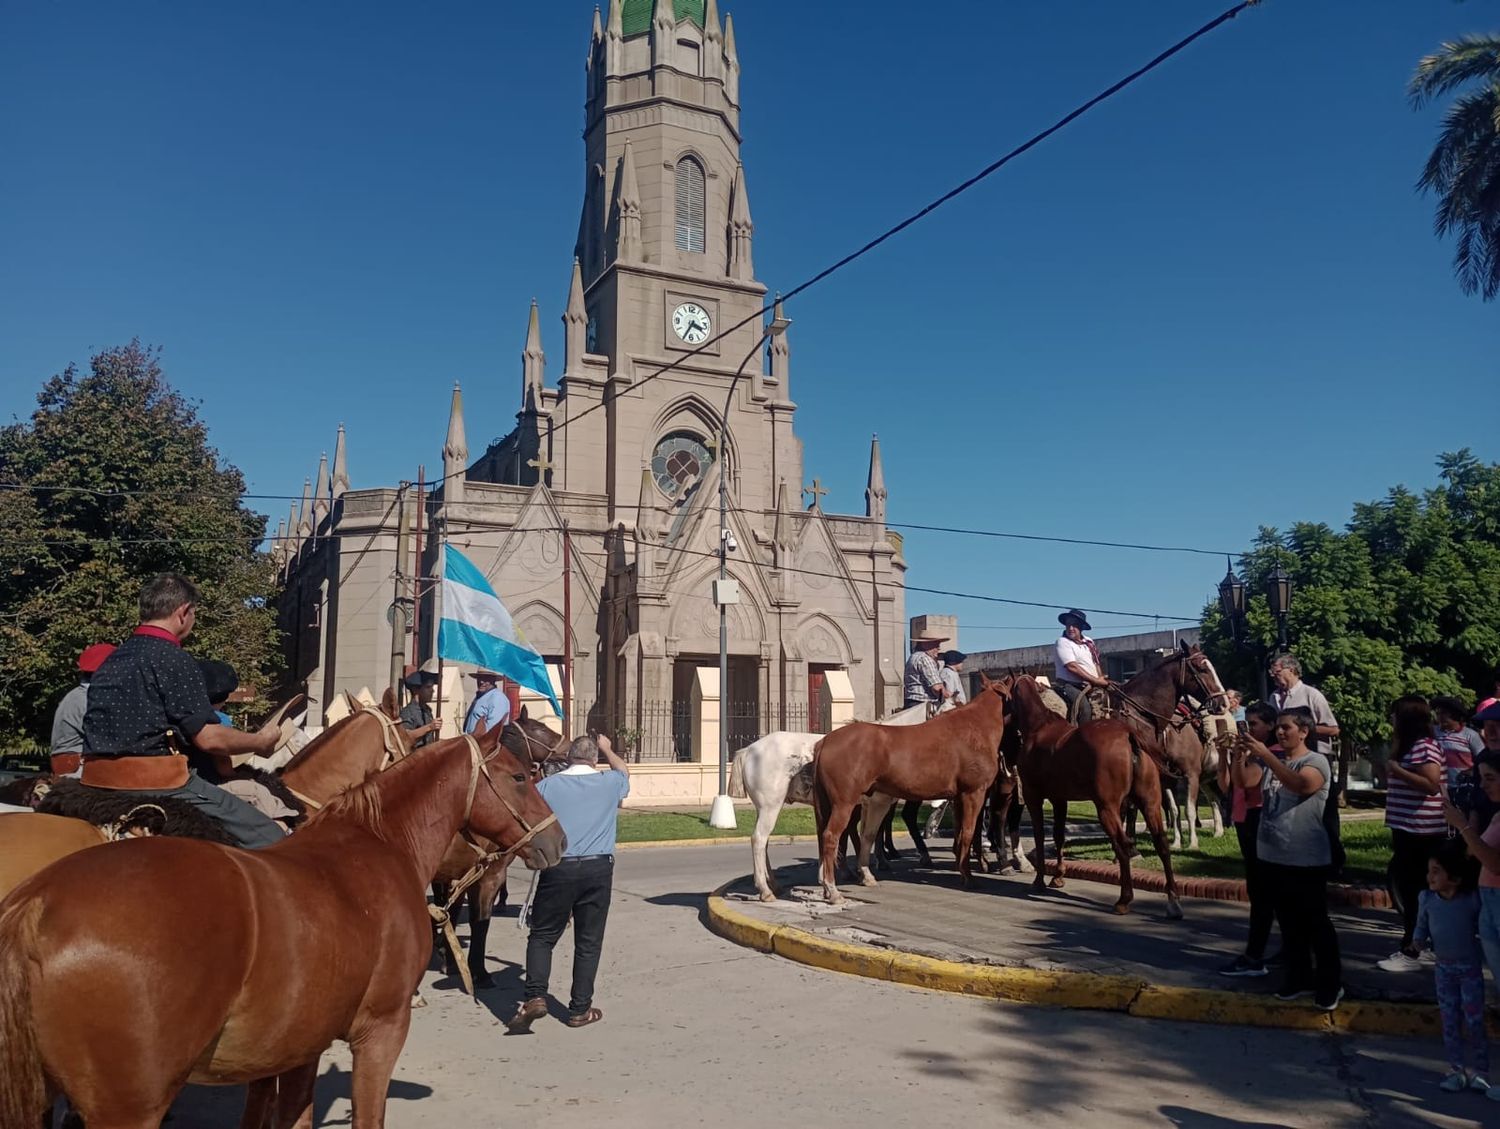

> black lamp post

[
  {"left": 1217, "top": 559, "right": 1245, "bottom": 643},
  {"left": 1266, "top": 565, "right": 1292, "bottom": 651}
]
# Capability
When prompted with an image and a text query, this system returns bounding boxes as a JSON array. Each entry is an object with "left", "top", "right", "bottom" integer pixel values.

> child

[{"left": 1414, "top": 841, "right": 1492, "bottom": 1096}]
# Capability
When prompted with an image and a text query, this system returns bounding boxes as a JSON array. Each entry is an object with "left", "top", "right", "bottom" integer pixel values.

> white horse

[
  {"left": 1162, "top": 713, "right": 1231, "bottom": 850},
  {"left": 728, "top": 704, "right": 934, "bottom": 903}
]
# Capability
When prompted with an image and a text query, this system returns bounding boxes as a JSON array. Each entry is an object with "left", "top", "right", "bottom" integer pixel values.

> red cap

[{"left": 77, "top": 643, "right": 116, "bottom": 673}]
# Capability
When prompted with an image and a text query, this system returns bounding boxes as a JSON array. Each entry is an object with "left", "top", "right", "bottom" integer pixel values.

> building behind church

[{"left": 274, "top": 1, "right": 909, "bottom": 773}]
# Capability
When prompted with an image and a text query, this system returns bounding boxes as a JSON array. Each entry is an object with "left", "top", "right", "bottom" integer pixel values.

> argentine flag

[{"left": 438, "top": 544, "right": 562, "bottom": 717}]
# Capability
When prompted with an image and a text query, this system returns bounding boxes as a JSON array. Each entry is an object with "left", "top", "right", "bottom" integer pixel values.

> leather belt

[
  {"left": 557, "top": 853, "right": 613, "bottom": 863},
  {"left": 79, "top": 754, "right": 190, "bottom": 791},
  {"left": 50, "top": 752, "right": 81, "bottom": 776}
]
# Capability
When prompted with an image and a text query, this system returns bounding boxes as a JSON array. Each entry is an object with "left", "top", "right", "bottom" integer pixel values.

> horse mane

[{"left": 305, "top": 770, "right": 386, "bottom": 839}]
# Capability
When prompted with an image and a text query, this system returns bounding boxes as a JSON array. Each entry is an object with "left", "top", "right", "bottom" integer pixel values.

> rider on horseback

[
  {"left": 79, "top": 574, "right": 286, "bottom": 848},
  {"left": 1054, "top": 609, "right": 1111, "bottom": 723}
]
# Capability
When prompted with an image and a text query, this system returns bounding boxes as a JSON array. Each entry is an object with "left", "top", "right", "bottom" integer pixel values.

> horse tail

[
  {"left": 728, "top": 751, "right": 747, "bottom": 799},
  {"left": 0, "top": 896, "right": 48, "bottom": 1126}
]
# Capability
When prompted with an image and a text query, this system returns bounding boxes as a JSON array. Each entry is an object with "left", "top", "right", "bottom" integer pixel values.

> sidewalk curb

[
  {"left": 618, "top": 836, "right": 1393, "bottom": 911},
  {"left": 705, "top": 883, "right": 1487, "bottom": 1039}
]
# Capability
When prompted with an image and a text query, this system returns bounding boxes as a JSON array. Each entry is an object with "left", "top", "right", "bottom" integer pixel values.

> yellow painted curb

[
  {"left": 705, "top": 883, "right": 1460, "bottom": 1039},
  {"left": 617, "top": 833, "right": 820, "bottom": 851}
]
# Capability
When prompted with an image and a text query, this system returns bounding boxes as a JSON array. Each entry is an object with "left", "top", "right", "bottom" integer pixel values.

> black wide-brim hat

[
  {"left": 1057, "top": 609, "right": 1092, "bottom": 631},
  {"left": 198, "top": 658, "right": 239, "bottom": 704},
  {"left": 403, "top": 669, "right": 439, "bottom": 690}
]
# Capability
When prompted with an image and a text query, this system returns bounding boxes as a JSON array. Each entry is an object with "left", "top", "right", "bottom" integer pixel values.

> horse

[
  {"left": 0, "top": 700, "right": 414, "bottom": 905},
  {"left": 0, "top": 726, "right": 567, "bottom": 1129},
  {"left": 812, "top": 679, "right": 1009, "bottom": 904},
  {"left": 999, "top": 674, "right": 1182, "bottom": 918},
  {"left": 725, "top": 703, "right": 933, "bottom": 903},
  {"left": 1159, "top": 715, "right": 1230, "bottom": 850},
  {"left": 429, "top": 715, "right": 568, "bottom": 988}
]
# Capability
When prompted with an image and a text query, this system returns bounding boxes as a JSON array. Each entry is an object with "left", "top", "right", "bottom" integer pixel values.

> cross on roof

[
  {"left": 802, "top": 478, "right": 828, "bottom": 510},
  {"left": 527, "top": 454, "right": 554, "bottom": 475}
]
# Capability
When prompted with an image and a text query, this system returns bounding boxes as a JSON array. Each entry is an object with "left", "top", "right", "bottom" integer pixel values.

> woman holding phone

[{"left": 1217, "top": 700, "right": 1282, "bottom": 978}]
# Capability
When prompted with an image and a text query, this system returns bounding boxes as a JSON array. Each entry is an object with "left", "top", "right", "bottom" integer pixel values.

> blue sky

[{"left": 2, "top": 1, "right": 1494, "bottom": 654}]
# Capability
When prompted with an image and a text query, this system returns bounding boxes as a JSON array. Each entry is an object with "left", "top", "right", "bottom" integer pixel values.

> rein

[{"left": 429, "top": 735, "right": 560, "bottom": 998}]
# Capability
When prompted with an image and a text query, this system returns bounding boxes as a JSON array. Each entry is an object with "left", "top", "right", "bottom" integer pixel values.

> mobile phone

[{"left": 1235, "top": 720, "right": 1248, "bottom": 736}]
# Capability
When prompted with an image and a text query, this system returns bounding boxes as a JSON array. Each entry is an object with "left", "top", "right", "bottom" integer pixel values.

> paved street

[{"left": 170, "top": 844, "right": 1490, "bottom": 1129}]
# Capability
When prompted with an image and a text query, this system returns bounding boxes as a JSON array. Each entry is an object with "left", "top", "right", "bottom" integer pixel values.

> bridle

[
  {"left": 284, "top": 706, "right": 414, "bottom": 813},
  {"left": 430, "top": 734, "right": 561, "bottom": 998},
  {"left": 508, "top": 722, "right": 569, "bottom": 777},
  {"left": 1112, "top": 652, "right": 1226, "bottom": 730}
]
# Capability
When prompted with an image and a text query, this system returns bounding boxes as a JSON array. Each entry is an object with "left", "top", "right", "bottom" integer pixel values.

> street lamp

[
  {"left": 1266, "top": 565, "right": 1292, "bottom": 651},
  {"left": 707, "top": 302, "right": 792, "bottom": 831},
  {"left": 1217, "top": 558, "right": 1244, "bottom": 643}
]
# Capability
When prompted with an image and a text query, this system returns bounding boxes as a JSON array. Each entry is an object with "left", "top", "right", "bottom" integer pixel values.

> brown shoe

[
  {"left": 565, "top": 1007, "right": 603, "bottom": 1028},
  {"left": 504, "top": 997, "right": 548, "bottom": 1034}
]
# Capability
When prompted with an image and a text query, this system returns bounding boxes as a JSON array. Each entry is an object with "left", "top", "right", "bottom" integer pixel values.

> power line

[{"left": 0, "top": 479, "right": 1242, "bottom": 560}]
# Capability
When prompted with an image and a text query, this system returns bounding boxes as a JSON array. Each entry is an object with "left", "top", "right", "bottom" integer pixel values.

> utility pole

[
  {"left": 389, "top": 483, "right": 411, "bottom": 704},
  {"left": 412, "top": 466, "right": 425, "bottom": 666},
  {"left": 562, "top": 520, "right": 574, "bottom": 737}
]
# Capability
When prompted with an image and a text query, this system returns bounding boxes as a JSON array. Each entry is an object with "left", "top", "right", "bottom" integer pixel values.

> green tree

[
  {"left": 1409, "top": 33, "right": 1500, "bottom": 300},
  {"left": 0, "top": 341, "right": 283, "bottom": 741},
  {"left": 1201, "top": 451, "right": 1500, "bottom": 751}
]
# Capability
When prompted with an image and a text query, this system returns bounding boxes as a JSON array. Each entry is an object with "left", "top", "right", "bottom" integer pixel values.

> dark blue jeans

[{"left": 524, "top": 856, "right": 614, "bottom": 1017}]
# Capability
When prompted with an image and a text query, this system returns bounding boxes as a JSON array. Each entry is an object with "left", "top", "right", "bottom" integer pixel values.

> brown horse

[
  {"left": 0, "top": 702, "right": 413, "bottom": 906},
  {"left": 430, "top": 716, "right": 568, "bottom": 988},
  {"left": 813, "top": 679, "right": 1009, "bottom": 904},
  {"left": 1000, "top": 674, "right": 1182, "bottom": 918},
  {"left": 0, "top": 726, "right": 566, "bottom": 1129}
]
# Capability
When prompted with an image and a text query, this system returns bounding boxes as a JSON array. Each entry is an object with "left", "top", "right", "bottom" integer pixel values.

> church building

[{"left": 275, "top": 1, "right": 909, "bottom": 761}]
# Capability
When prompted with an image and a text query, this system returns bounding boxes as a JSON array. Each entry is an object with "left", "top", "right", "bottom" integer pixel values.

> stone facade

[{"left": 275, "top": 1, "right": 908, "bottom": 753}]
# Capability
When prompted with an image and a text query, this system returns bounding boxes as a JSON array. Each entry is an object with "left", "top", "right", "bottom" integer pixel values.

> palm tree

[{"left": 1409, "top": 34, "right": 1500, "bottom": 301}]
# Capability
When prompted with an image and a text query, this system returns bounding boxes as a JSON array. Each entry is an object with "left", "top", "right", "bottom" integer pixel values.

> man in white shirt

[
  {"left": 1054, "top": 609, "right": 1110, "bottom": 723},
  {"left": 938, "top": 651, "right": 968, "bottom": 706}
]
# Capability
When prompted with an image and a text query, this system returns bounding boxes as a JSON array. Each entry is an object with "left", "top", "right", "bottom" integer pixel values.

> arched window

[{"left": 674, "top": 157, "right": 706, "bottom": 254}]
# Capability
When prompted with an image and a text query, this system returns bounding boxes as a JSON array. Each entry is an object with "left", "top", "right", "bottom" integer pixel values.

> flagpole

[{"left": 562, "top": 519, "right": 573, "bottom": 738}]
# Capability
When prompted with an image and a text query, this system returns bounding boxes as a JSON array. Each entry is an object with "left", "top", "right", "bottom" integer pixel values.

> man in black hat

[
  {"left": 399, "top": 665, "right": 442, "bottom": 749},
  {"left": 1054, "top": 609, "right": 1110, "bottom": 723}
]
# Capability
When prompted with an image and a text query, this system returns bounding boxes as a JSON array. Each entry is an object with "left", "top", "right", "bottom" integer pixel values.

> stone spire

[
  {"left": 614, "top": 139, "right": 643, "bottom": 263},
  {"left": 769, "top": 297, "right": 791, "bottom": 392},
  {"left": 286, "top": 501, "right": 299, "bottom": 556},
  {"left": 727, "top": 163, "right": 754, "bottom": 281},
  {"left": 605, "top": 0, "right": 624, "bottom": 74},
  {"left": 705, "top": 0, "right": 723, "bottom": 44},
  {"left": 772, "top": 478, "right": 790, "bottom": 567},
  {"left": 312, "top": 452, "right": 330, "bottom": 530},
  {"left": 522, "top": 299, "right": 545, "bottom": 409},
  {"left": 865, "top": 434, "right": 887, "bottom": 524},
  {"left": 331, "top": 423, "right": 349, "bottom": 499},
  {"left": 651, "top": 0, "right": 675, "bottom": 70},
  {"left": 563, "top": 257, "right": 588, "bottom": 378},
  {"left": 297, "top": 478, "right": 313, "bottom": 540},
  {"left": 592, "top": 4, "right": 603, "bottom": 42},
  {"left": 724, "top": 13, "right": 740, "bottom": 101},
  {"left": 444, "top": 382, "right": 468, "bottom": 505},
  {"left": 272, "top": 517, "right": 287, "bottom": 570}
]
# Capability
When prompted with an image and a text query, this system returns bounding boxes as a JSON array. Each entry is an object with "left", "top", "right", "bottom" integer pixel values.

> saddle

[{"left": 38, "top": 777, "right": 237, "bottom": 845}]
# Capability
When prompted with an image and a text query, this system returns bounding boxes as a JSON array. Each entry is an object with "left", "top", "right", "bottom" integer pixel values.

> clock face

[
  {"left": 671, "top": 302, "right": 712, "bottom": 345},
  {"left": 651, "top": 432, "right": 713, "bottom": 499}
]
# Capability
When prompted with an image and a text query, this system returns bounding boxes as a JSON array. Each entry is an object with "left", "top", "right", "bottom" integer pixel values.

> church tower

[{"left": 555, "top": 0, "right": 800, "bottom": 526}]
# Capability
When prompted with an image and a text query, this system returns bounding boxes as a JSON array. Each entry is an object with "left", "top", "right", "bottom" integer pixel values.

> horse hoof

[
  {"left": 473, "top": 972, "right": 496, "bottom": 990},
  {"left": 1112, "top": 902, "right": 1132, "bottom": 916},
  {"left": 859, "top": 873, "right": 879, "bottom": 887},
  {"left": 1048, "top": 876, "right": 1065, "bottom": 889},
  {"left": 411, "top": 993, "right": 428, "bottom": 1009},
  {"left": 1166, "top": 899, "right": 1184, "bottom": 921},
  {"left": 759, "top": 890, "right": 778, "bottom": 903}
]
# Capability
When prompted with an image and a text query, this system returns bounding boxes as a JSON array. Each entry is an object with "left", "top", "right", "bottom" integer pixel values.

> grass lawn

[{"left": 1068, "top": 818, "right": 1392, "bottom": 885}]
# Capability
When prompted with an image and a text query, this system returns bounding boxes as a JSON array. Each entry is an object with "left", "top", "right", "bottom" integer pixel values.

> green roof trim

[{"left": 621, "top": 0, "right": 705, "bottom": 37}]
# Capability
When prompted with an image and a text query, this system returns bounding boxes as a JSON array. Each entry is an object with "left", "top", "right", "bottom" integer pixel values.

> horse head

[
  {"left": 1178, "top": 642, "right": 1227, "bottom": 714},
  {"left": 501, "top": 716, "right": 569, "bottom": 778},
  {"left": 465, "top": 726, "right": 567, "bottom": 870}
]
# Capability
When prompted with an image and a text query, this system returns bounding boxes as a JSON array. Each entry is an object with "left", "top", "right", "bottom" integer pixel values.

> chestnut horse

[
  {"left": 430, "top": 716, "right": 568, "bottom": 988},
  {"left": 0, "top": 727, "right": 566, "bottom": 1129},
  {"left": 813, "top": 678, "right": 1009, "bottom": 904},
  {"left": 0, "top": 702, "right": 413, "bottom": 905},
  {"left": 1000, "top": 674, "right": 1182, "bottom": 918}
]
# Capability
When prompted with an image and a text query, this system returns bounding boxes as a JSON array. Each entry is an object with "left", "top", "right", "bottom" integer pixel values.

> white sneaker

[
  {"left": 1377, "top": 951, "right": 1424, "bottom": 973},
  {"left": 1468, "top": 1073, "right": 1491, "bottom": 1093},
  {"left": 1439, "top": 1071, "right": 1467, "bottom": 1093},
  {"left": 1419, "top": 949, "right": 1437, "bottom": 965}
]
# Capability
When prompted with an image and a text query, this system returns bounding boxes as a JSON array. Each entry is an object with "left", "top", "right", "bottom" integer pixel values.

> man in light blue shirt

[
  {"left": 463, "top": 670, "right": 511, "bottom": 736},
  {"left": 507, "top": 733, "right": 629, "bottom": 1033}
]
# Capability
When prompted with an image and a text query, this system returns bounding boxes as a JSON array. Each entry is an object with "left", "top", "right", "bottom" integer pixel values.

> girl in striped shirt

[{"left": 1379, "top": 695, "right": 1448, "bottom": 973}]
